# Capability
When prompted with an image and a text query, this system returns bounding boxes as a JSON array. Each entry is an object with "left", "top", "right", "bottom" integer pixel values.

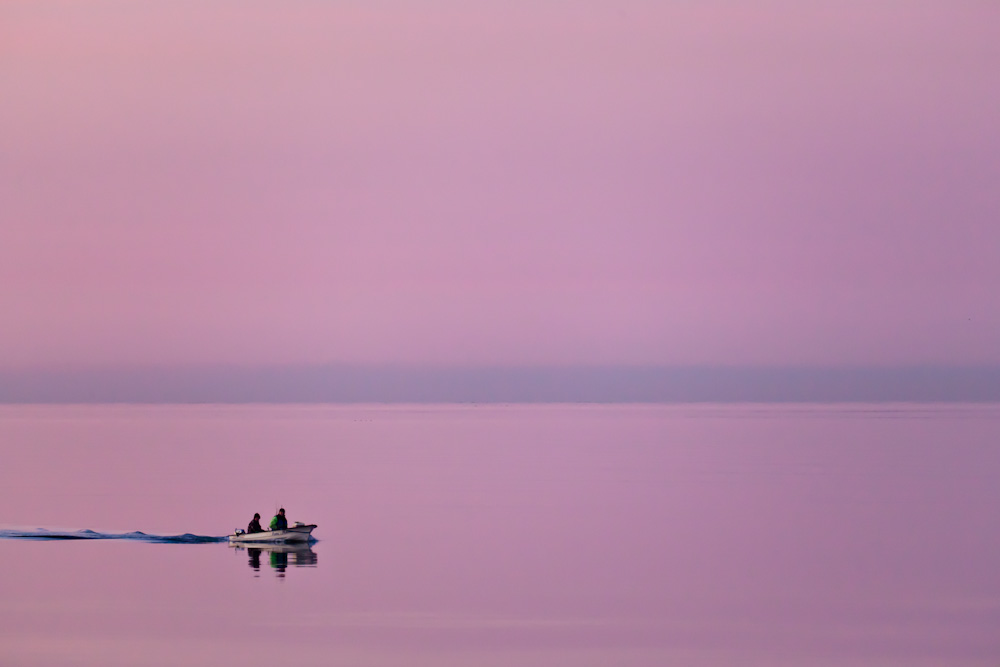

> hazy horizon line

[{"left": 1, "top": 364, "right": 999, "bottom": 404}]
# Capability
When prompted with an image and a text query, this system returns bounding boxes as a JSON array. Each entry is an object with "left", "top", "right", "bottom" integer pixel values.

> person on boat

[
  {"left": 247, "top": 513, "right": 263, "bottom": 534},
  {"left": 270, "top": 508, "right": 288, "bottom": 531}
]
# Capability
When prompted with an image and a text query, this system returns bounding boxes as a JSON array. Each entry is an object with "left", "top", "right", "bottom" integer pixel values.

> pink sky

[{"left": 2, "top": 1, "right": 998, "bottom": 368}]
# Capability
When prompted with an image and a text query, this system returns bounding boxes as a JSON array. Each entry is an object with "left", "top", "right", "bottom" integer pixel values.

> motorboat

[{"left": 229, "top": 522, "right": 317, "bottom": 544}]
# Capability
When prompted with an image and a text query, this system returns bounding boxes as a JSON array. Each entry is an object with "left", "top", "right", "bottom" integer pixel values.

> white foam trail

[{"left": 0, "top": 528, "right": 227, "bottom": 543}]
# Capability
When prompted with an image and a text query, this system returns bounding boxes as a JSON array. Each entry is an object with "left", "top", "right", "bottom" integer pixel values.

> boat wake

[{"left": 0, "top": 528, "right": 227, "bottom": 544}]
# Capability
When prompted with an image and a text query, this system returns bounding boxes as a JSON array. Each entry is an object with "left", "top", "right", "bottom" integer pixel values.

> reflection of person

[
  {"left": 270, "top": 508, "right": 288, "bottom": 531},
  {"left": 247, "top": 513, "right": 263, "bottom": 534},
  {"left": 270, "top": 550, "right": 289, "bottom": 575},
  {"left": 248, "top": 548, "right": 261, "bottom": 571}
]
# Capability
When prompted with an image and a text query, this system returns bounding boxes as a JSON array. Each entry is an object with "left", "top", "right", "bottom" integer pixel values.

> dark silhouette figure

[{"left": 247, "top": 513, "right": 263, "bottom": 534}]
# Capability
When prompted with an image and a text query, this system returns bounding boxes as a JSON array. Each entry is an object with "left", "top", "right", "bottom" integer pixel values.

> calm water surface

[{"left": 1, "top": 404, "right": 998, "bottom": 666}]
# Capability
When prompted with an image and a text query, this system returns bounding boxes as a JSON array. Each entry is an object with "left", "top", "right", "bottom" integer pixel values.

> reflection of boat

[
  {"left": 230, "top": 542, "right": 318, "bottom": 575},
  {"left": 229, "top": 542, "right": 316, "bottom": 554},
  {"left": 228, "top": 523, "right": 317, "bottom": 544}
]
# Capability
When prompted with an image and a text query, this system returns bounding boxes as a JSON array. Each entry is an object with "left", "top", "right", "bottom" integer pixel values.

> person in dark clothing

[
  {"left": 247, "top": 513, "right": 263, "bottom": 534},
  {"left": 270, "top": 508, "right": 288, "bottom": 531}
]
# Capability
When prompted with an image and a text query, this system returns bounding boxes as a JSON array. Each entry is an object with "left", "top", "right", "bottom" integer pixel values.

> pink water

[{"left": 1, "top": 404, "right": 998, "bottom": 666}]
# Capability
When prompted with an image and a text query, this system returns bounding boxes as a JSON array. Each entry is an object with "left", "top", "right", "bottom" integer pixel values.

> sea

[{"left": 1, "top": 403, "right": 998, "bottom": 666}]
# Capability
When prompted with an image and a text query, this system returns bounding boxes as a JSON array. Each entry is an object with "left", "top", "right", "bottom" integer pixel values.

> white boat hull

[{"left": 228, "top": 524, "right": 316, "bottom": 544}]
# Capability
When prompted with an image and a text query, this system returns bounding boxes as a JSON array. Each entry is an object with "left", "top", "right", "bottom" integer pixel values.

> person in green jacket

[{"left": 270, "top": 508, "right": 288, "bottom": 531}]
